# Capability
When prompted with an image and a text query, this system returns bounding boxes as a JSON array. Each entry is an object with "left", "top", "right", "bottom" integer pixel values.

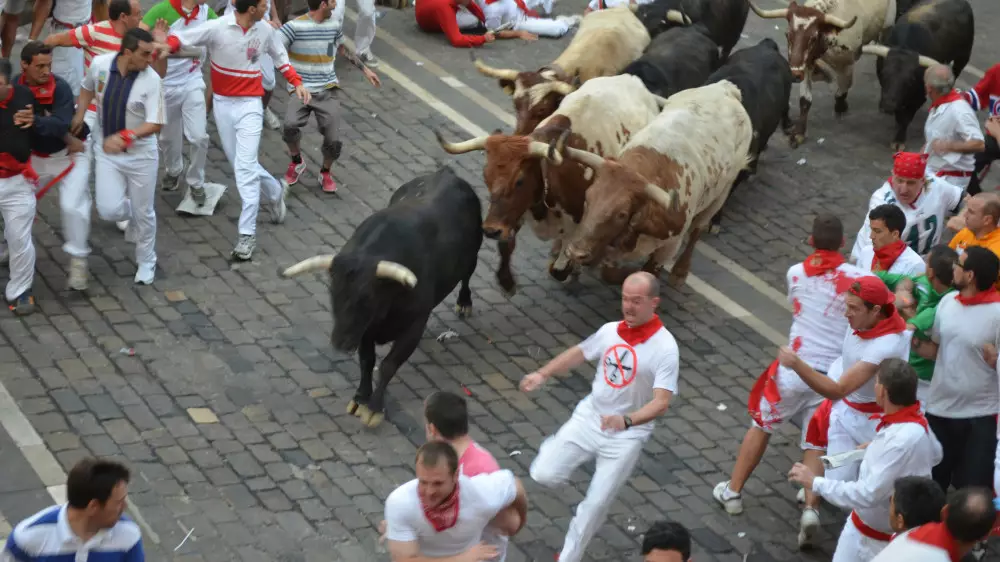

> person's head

[
  {"left": 621, "top": 271, "right": 660, "bottom": 327},
  {"left": 844, "top": 277, "right": 894, "bottom": 331},
  {"left": 809, "top": 213, "right": 844, "bottom": 251},
  {"left": 943, "top": 487, "right": 997, "bottom": 545},
  {"left": 414, "top": 441, "right": 459, "bottom": 508},
  {"left": 890, "top": 152, "right": 930, "bottom": 207},
  {"left": 924, "top": 63, "right": 955, "bottom": 98},
  {"left": 109, "top": 0, "right": 142, "bottom": 29},
  {"left": 424, "top": 391, "right": 469, "bottom": 442},
  {"left": 953, "top": 246, "right": 1000, "bottom": 293},
  {"left": 963, "top": 193, "right": 1000, "bottom": 236},
  {"left": 868, "top": 204, "right": 906, "bottom": 250},
  {"left": 19, "top": 41, "right": 52, "bottom": 86},
  {"left": 119, "top": 28, "right": 155, "bottom": 72},
  {"left": 235, "top": 0, "right": 269, "bottom": 21},
  {"left": 874, "top": 358, "right": 918, "bottom": 410},
  {"left": 66, "top": 458, "right": 131, "bottom": 531},
  {"left": 641, "top": 521, "right": 691, "bottom": 562},
  {"left": 925, "top": 245, "right": 958, "bottom": 287},
  {"left": 889, "top": 476, "right": 945, "bottom": 533},
  {"left": 306, "top": 0, "right": 334, "bottom": 17},
  {"left": 0, "top": 59, "right": 12, "bottom": 97}
]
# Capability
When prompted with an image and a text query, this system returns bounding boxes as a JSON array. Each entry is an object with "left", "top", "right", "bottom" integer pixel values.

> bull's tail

[{"left": 282, "top": 255, "right": 335, "bottom": 277}]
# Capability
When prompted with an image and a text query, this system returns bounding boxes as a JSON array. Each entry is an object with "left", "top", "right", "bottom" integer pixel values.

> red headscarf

[{"left": 892, "top": 152, "right": 929, "bottom": 179}]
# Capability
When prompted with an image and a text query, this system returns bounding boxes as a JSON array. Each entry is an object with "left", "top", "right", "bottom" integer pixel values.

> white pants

[
  {"left": 213, "top": 95, "right": 283, "bottom": 236},
  {"left": 94, "top": 145, "right": 158, "bottom": 267},
  {"left": 456, "top": 8, "right": 480, "bottom": 28},
  {"left": 832, "top": 516, "right": 889, "bottom": 562},
  {"left": 0, "top": 174, "right": 36, "bottom": 301},
  {"left": 261, "top": 54, "right": 275, "bottom": 92},
  {"left": 33, "top": 149, "right": 91, "bottom": 258},
  {"left": 332, "top": 0, "right": 377, "bottom": 55},
  {"left": 483, "top": 0, "right": 568, "bottom": 36},
  {"left": 529, "top": 409, "right": 645, "bottom": 562},
  {"left": 826, "top": 401, "right": 881, "bottom": 483},
  {"left": 160, "top": 84, "right": 209, "bottom": 188},
  {"left": 50, "top": 23, "right": 85, "bottom": 97}
]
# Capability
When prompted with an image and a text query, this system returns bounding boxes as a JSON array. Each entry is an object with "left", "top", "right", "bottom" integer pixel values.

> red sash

[
  {"left": 747, "top": 360, "right": 781, "bottom": 429},
  {"left": 851, "top": 511, "right": 893, "bottom": 542}
]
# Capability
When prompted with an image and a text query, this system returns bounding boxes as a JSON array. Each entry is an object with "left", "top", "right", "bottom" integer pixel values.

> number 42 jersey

[{"left": 850, "top": 177, "right": 964, "bottom": 262}]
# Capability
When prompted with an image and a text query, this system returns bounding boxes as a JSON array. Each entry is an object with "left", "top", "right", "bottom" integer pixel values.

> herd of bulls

[{"left": 279, "top": 0, "right": 981, "bottom": 428}]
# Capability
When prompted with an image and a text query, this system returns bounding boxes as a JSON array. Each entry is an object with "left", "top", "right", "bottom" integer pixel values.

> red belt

[
  {"left": 851, "top": 511, "right": 892, "bottom": 542},
  {"left": 936, "top": 169, "right": 974, "bottom": 178},
  {"left": 843, "top": 399, "right": 883, "bottom": 415}
]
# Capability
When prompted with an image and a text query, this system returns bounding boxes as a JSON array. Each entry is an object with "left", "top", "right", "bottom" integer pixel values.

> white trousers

[
  {"left": 332, "top": 0, "right": 377, "bottom": 55},
  {"left": 456, "top": 8, "right": 480, "bottom": 28},
  {"left": 213, "top": 95, "right": 283, "bottom": 236},
  {"left": 0, "top": 174, "right": 36, "bottom": 301},
  {"left": 483, "top": 0, "right": 568, "bottom": 36},
  {"left": 94, "top": 145, "right": 158, "bottom": 267},
  {"left": 34, "top": 149, "right": 91, "bottom": 258},
  {"left": 160, "top": 84, "right": 209, "bottom": 188},
  {"left": 826, "top": 401, "right": 881, "bottom": 483},
  {"left": 832, "top": 516, "right": 888, "bottom": 562},
  {"left": 50, "top": 27, "right": 85, "bottom": 98},
  {"left": 529, "top": 409, "right": 645, "bottom": 562}
]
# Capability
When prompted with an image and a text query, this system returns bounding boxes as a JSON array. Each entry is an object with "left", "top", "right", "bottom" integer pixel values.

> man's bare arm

[
  {"left": 337, "top": 43, "right": 369, "bottom": 72},
  {"left": 780, "top": 348, "right": 880, "bottom": 401},
  {"left": 44, "top": 31, "right": 78, "bottom": 47}
]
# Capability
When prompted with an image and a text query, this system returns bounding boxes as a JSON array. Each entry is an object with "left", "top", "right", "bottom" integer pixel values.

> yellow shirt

[{"left": 949, "top": 227, "right": 1000, "bottom": 287}]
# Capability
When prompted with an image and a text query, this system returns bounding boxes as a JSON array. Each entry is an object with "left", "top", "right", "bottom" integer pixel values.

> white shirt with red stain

[
  {"left": 812, "top": 419, "right": 943, "bottom": 537},
  {"left": 165, "top": 11, "right": 300, "bottom": 97},
  {"left": 850, "top": 178, "right": 964, "bottom": 260},
  {"left": 576, "top": 321, "right": 679, "bottom": 441},
  {"left": 922, "top": 98, "right": 985, "bottom": 175},
  {"left": 856, "top": 244, "right": 927, "bottom": 277},
  {"left": 841, "top": 328, "right": 912, "bottom": 405}
]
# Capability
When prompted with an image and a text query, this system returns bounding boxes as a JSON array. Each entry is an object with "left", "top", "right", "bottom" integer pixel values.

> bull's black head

[
  {"left": 874, "top": 48, "right": 927, "bottom": 115},
  {"left": 329, "top": 254, "right": 418, "bottom": 353}
]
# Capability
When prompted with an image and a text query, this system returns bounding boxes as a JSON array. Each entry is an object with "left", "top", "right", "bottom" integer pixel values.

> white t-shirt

[
  {"left": 53, "top": 0, "right": 92, "bottom": 26},
  {"left": 384, "top": 471, "right": 517, "bottom": 558},
  {"left": 927, "top": 293, "right": 1000, "bottom": 418},
  {"left": 82, "top": 53, "right": 166, "bottom": 153},
  {"left": 856, "top": 243, "right": 926, "bottom": 277},
  {"left": 851, "top": 178, "right": 964, "bottom": 260},
  {"left": 576, "top": 320, "right": 679, "bottom": 440},
  {"left": 841, "top": 326, "right": 912, "bottom": 404},
  {"left": 923, "top": 99, "right": 985, "bottom": 174}
]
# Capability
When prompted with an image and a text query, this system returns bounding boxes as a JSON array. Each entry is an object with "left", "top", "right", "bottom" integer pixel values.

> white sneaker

[
  {"left": 263, "top": 107, "right": 281, "bottom": 130},
  {"left": 798, "top": 508, "right": 820, "bottom": 549},
  {"left": 116, "top": 220, "right": 129, "bottom": 232},
  {"left": 712, "top": 481, "right": 744, "bottom": 515},
  {"left": 556, "top": 14, "right": 581, "bottom": 27},
  {"left": 134, "top": 262, "right": 155, "bottom": 285},
  {"left": 796, "top": 487, "right": 806, "bottom": 505},
  {"left": 270, "top": 180, "right": 289, "bottom": 224},
  {"left": 67, "top": 257, "right": 88, "bottom": 291}
]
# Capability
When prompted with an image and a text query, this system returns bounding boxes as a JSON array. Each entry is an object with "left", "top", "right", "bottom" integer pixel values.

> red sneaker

[
  {"left": 284, "top": 160, "right": 306, "bottom": 185},
  {"left": 321, "top": 171, "right": 337, "bottom": 193}
]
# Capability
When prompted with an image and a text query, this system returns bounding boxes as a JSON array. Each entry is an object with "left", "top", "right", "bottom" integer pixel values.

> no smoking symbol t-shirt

[{"left": 603, "top": 344, "right": 637, "bottom": 389}]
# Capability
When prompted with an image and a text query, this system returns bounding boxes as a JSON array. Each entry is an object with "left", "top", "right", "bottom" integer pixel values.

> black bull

[
  {"left": 703, "top": 37, "right": 794, "bottom": 230},
  {"left": 280, "top": 166, "right": 483, "bottom": 428},
  {"left": 634, "top": 0, "right": 749, "bottom": 61},
  {"left": 862, "top": 0, "right": 974, "bottom": 150},
  {"left": 623, "top": 24, "right": 721, "bottom": 98}
]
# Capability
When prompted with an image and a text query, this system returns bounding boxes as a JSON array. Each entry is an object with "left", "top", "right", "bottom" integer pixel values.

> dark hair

[
  {"left": 109, "top": 0, "right": 134, "bottom": 21},
  {"left": 306, "top": 0, "right": 326, "bottom": 11},
  {"left": 877, "top": 358, "right": 918, "bottom": 406},
  {"left": 0, "top": 59, "right": 11, "bottom": 82},
  {"left": 869, "top": 204, "right": 907, "bottom": 237},
  {"left": 235, "top": 0, "right": 260, "bottom": 13},
  {"left": 962, "top": 246, "right": 1000, "bottom": 292},
  {"left": 120, "top": 28, "right": 154, "bottom": 54},
  {"left": 425, "top": 391, "right": 469, "bottom": 440},
  {"left": 66, "top": 458, "right": 131, "bottom": 509},
  {"left": 945, "top": 487, "right": 997, "bottom": 543},
  {"left": 928, "top": 245, "right": 958, "bottom": 286},
  {"left": 893, "top": 476, "right": 945, "bottom": 530},
  {"left": 416, "top": 441, "right": 459, "bottom": 474},
  {"left": 641, "top": 521, "right": 691, "bottom": 558},
  {"left": 20, "top": 41, "right": 52, "bottom": 65},
  {"left": 812, "top": 213, "right": 843, "bottom": 251}
]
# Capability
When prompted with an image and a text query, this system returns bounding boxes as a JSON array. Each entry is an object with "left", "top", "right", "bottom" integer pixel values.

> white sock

[{"left": 722, "top": 485, "right": 740, "bottom": 500}]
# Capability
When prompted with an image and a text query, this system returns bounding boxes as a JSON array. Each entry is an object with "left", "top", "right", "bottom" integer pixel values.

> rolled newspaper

[{"left": 820, "top": 448, "right": 866, "bottom": 470}]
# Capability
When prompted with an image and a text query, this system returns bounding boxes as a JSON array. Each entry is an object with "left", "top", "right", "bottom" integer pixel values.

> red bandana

[
  {"left": 956, "top": 286, "right": 1000, "bottom": 306},
  {"left": 872, "top": 240, "right": 907, "bottom": 272},
  {"left": 802, "top": 250, "right": 845, "bottom": 277},
  {"left": 422, "top": 484, "right": 460, "bottom": 532},
  {"left": 892, "top": 151, "right": 929, "bottom": 180},
  {"left": 930, "top": 89, "right": 964, "bottom": 110},
  {"left": 617, "top": 316, "right": 663, "bottom": 346},
  {"left": 907, "top": 523, "right": 962, "bottom": 562},
  {"left": 0, "top": 87, "right": 13, "bottom": 109},
  {"left": 17, "top": 74, "right": 54, "bottom": 106},
  {"left": 876, "top": 403, "right": 929, "bottom": 433},
  {"left": 170, "top": 0, "right": 200, "bottom": 23}
]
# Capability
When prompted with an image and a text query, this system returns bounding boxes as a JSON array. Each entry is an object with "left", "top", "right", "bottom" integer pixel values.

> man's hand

[
  {"left": 269, "top": 19, "right": 281, "bottom": 29},
  {"left": 930, "top": 139, "right": 952, "bottom": 154},
  {"left": 947, "top": 210, "right": 967, "bottom": 232},
  {"left": 776, "top": 346, "right": 800, "bottom": 369},
  {"left": 364, "top": 68, "right": 381, "bottom": 88},
  {"left": 896, "top": 289, "right": 916, "bottom": 319},
  {"left": 519, "top": 372, "right": 546, "bottom": 392},
  {"left": 600, "top": 415, "right": 626, "bottom": 432},
  {"left": 103, "top": 134, "right": 127, "bottom": 154},
  {"left": 464, "top": 543, "right": 499, "bottom": 562},
  {"left": 788, "top": 462, "right": 817, "bottom": 489},
  {"left": 987, "top": 116, "right": 1000, "bottom": 139},
  {"left": 69, "top": 114, "right": 85, "bottom": 136},
  {"left": 294, "top": 84, "right": 311, "bottom": 104},
  {"left": 152, "top": 18, "right": 169, "bottom": 42},
  {"left": 857, "top": 442, "right": 871, "bottom": 450},
  {"left": 483, "top": 31, "right": 496, "bottom": 43},
  {"left": 377, "top": 519, "right": 386, "bottom": 544},
  {"left": 517, "top": 30, "right": 537, "bottom": 40},
  {"left": 14, "top": 106, "right": 33, "bottom": 129},
  {"left": 65, "top": 136, "right": 85, "bottom": 154}
]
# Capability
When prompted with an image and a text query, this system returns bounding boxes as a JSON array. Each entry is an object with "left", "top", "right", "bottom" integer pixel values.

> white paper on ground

[{"left": 176, "top": 183, "right": 227, "bottom": 216}]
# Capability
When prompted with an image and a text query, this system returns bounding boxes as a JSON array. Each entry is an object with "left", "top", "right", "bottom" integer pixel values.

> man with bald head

[
  {"left": 949, "top": 192, "right": 1000, "bottom": 287},
  {"left": 922, "top": 64, "right": 986, "bottom": 190},
  {"left": 520, "top": 271, "right": 679, "bottom": 562}
]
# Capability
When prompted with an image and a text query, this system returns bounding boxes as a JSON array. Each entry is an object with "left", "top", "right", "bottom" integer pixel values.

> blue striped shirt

[
  {"left": 2, "top": 504, "right": 144, "bottom": 562},
  {"left": 277, "top": 14, "right": 344, "bottom": 93}
]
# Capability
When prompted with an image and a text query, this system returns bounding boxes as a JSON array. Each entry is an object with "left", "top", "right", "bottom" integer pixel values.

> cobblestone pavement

[{"left": 0, "top": 1, "right": 998, "bottom": 561}]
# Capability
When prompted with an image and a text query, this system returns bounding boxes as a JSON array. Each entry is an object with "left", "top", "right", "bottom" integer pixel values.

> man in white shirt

[
  {"left": 851, "top": 152, "right": 964, "bottom": 261},
  {"left": 383, "top": 441, "right": 528, "bottom": 562},
  {"left": 46, "top": 0, "right": 95, "bottom": 97},
  {"left": 72, "top": 28, "right": 165, "bottom": 285},
  {"left": 788, "top": 359, "right": 943, "bottom": 562},
  {"left": 922, "top": 64, "right": 986, "bottom": 190},
  {"left": 856, "top": 204, "right": 926, "bottom": 276},
  {"left": 911, "top": 246, "right": 1000, "bottom": 493},
  {"left": 714, "top": 215, "right": 872, "bottom": 517},
  {"left": 520, "top": 271, "right": 678, "bottom": 562}
]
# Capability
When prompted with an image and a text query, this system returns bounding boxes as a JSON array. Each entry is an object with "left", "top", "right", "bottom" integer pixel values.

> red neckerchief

[
  {"left": 907, "top": 523, "right": 963, "bottom": 562},
  {"left": 170, "top": 0, "right": 200, "bottom": 23},
  {"left": 888, "top": 177, "right": 923, "bottom": 209},
  {"left": 872, "top": 240, "right": 907, "bottom": 272},
  {"left": 802, "top": 250, "right": 845, "bottom": 277},
  {"left": 930, "top": 89, "right": 964, "bottom": 110},
  {"left": 876, "top": 403, "right": 929, "bottom": 433},
  {"left": 854, "top": 309, "right": 906, "bottom": 339},
  {"left": 617, "top": 316, "right": 663, "bottom": 346},
  {"left": 17, "top": 74, "right": 54, "bottom": 105},
  {"left": 422, "top": 483, "right": 460, "bottom": 532},
  {"left": 956, "top": 286, "right": 1000, "bottom": 306},
  {"left": 0, "top": 87, "right": 13, "bottom": 109}
]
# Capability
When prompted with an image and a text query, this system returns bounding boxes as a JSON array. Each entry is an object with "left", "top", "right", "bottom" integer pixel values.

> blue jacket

[{"left": 14, "top": 73, "right": 88, "bottom": 155}]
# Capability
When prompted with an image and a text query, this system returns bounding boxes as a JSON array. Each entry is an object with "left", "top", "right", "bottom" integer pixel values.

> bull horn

[
  {"left": 918, "top": 54, "right": 942, "bottom": 68},
  {"left": 822, "top": 14, "right": 857, "bottom": 29},
  {"left": 643, "top": 183, "right": 678, "bottom": 211},
  {"left": 861, "top": 44, "right": 889, "bottom": 58},
  {"left": 435, "top": 129, "right": 488, "bottom": 154},
  {"left": 530, "top": 140, "right": 562, "bottom": 165},
  {"left": 282, "top": 255, "right": 335, "bottom": 277},
  {"left": 665, "top": 9, "right": 691, "bottom": 25},
  {"left": 375, "top": 261, "right": 418, "bottom": 288},
  {"left": 471, "top": 54, "right": 519, "bottom": 81},
  {"left": 551, "top": 81, "right": 577, "bottom": 96},
  {"left": 547, "top": 128, "right": 572, "bottom": 163},
  {"left": 563, "top": 146, "right": 606, "bottom": 170},
  {"left": 628, "top": 3, "right": 639, "bottom": 11},
  {"left": 748, "top": 0, "right": 787, "bottom": 19}
]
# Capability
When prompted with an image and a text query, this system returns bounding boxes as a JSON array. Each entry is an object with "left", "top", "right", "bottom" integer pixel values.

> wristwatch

[{"left": 623, "top": 415, "right": 633, "bottom": 429}]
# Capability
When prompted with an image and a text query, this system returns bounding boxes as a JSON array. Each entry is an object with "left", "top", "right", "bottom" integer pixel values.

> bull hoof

[
  {"left": 497, "top": 275, "right": 517, "bottom": 297},
  {"left": 789, "top": 134, "right": 806, "bottom": 149},
  {"left": 709, "top": 223, "right": 722, "bottom": 235},
  {"left": 347, "top": 400, "right": 360, "bottom": 415},
  {"left": 455, "top": 303, "right": 473, "bottom": 317},
  {"left": 890, "top": 142, "right": 905, "bottom": 152},
  {"left": 364, "top": 412, "right": 385, "bottom": 428},
  {"left": 667, "top": 272, "right": 688, "bottom": 288},
  {"left": 354, "top": 404, "right": 372, "bottom": 420}
]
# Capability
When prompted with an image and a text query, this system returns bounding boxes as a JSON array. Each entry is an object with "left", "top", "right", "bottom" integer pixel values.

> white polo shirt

[
  {"left": 927, "top": 292, "right": 1000, "bottom": 418},
  {"left": 82, "top": 53, "right": 165, "bottom": 154},
  {"left": 922, "top": 97, "right": 984, "bottom": 175}
]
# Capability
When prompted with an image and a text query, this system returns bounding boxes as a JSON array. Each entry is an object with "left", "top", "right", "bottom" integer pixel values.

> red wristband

[{"left": 119, "top": 129, "right": 136, "bottom": 148}]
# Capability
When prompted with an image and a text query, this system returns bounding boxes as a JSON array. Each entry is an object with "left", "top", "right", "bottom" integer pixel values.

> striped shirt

[
  {"left": 69, "top": 21, "right": 123, "bottom": 70},
  {"left": 2, "top": 504, "right": 144, "bottom": 562},
  {"left": 278, "top": 14, "right": 343, "bottom": 93}
]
